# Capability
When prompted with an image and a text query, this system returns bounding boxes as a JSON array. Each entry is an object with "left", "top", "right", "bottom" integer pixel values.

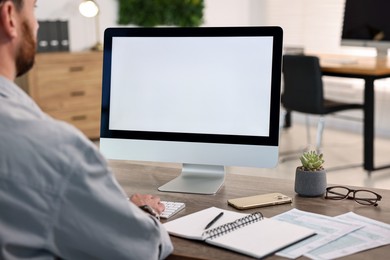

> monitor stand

[
  {"left": 158, "top": 164, "right": 225, "bottom": 194},
  {"left": 376, "top": 46, "right": 389, "bottom": 59}
]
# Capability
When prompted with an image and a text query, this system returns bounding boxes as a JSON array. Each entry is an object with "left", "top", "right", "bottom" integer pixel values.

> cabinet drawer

[
  {"left": 36, "top": 83, "right": 102, "bottom": 111},
  {"left": 49, "top": 106, "right": 101, "bottom": 139},
  {"left": 35, "top": 61, "right": 102, "bottom": 88}
]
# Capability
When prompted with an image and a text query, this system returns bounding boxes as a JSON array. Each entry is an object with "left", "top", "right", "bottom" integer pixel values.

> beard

[{"left": 15, "top": 20, "right": 37, "bottom": 77}]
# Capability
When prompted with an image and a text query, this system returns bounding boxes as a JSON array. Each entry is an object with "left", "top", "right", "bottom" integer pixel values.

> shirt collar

[
  {"left": 0, "top": 76, "right": 26, "bottom": 100},
  {"left": 0, "top": 75, "right": 43, "bottom": 113}
]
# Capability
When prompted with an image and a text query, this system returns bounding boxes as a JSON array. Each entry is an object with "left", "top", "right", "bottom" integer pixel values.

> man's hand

[{"left": 130, "top": 194, "right": 165, "bottom": 214}]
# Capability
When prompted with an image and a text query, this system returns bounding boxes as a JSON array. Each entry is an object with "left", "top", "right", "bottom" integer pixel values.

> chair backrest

[{"left": 281, "top": 55, "right": 325, "bottom": 114}]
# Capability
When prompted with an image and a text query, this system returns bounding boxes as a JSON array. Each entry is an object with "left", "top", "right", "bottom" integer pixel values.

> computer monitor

[
  {"left": 341, "top": 0, "right": 390, "bottom": 57},
  {"left": 100, "top": 26, "right": 283, "bottom": 194}
]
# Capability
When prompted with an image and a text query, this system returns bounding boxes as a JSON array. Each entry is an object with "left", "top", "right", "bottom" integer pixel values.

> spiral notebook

[{"left": 164, "top": 207, "right": 315, "bottom": 259}]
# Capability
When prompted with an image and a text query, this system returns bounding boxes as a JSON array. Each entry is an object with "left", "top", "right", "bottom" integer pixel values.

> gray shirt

[{"left": 0, "top": 76, "right": 173, "bottom": 259}]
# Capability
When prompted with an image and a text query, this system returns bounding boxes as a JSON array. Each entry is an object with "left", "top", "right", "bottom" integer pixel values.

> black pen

[{"left": 204, "top": 212, "right": 224, "bottom": 229}]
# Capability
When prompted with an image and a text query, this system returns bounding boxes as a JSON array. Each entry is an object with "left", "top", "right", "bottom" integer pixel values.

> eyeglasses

[{"left": 325, "top": 186, "right": 382, "bottom": 206}]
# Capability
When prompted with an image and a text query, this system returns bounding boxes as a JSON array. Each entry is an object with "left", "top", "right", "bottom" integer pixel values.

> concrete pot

[{"left": 294, "top": 167, "right": 327, "bottom": 197}]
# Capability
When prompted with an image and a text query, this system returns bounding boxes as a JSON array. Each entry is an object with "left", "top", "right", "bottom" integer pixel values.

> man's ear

[{"left": 0, "top": 2, "right": 18, "bottom": 39}]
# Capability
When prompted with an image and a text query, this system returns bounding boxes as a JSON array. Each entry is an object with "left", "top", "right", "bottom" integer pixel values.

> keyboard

[{"left": 160, "top": 201, "right": 185, "bottom": 219}]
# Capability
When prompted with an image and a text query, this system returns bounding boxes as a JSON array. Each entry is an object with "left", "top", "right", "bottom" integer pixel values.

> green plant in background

[
  {"left": 118, "top": 0, "right": 204, "bottom": 27},
  {"left": 299, "top": 151, "right": 325, "bottom": 171}
]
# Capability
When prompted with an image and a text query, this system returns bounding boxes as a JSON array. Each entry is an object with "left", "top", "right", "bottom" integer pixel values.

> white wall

[
  {"left": 203, "top": 0, "right": 266, "bottom": 26},
  {"left": 34, "top": 0, "right": 378, "bottom": 55},
  {"left": 35, "top": 0, "right": 390, "bottom": 137},
  {"left": 36, "top": 0, "right": 262, "bottom": 51},
  {"left": 36, "top": 0, "right": 118, "bottom": 52}
]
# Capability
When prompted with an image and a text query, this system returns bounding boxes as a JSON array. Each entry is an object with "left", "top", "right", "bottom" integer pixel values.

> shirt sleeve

[{"left": 51, "top": 137, "right": 173, "bottom": 260}]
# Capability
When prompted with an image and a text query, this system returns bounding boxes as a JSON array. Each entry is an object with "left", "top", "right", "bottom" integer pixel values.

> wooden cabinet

[{"left": 17, "top": 52, "right": 103, "bottom": 139}]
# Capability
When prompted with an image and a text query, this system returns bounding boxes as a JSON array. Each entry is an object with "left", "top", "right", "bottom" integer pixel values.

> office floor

[{"left": 227, "top": 123, "right": 390, "bottom": 191}]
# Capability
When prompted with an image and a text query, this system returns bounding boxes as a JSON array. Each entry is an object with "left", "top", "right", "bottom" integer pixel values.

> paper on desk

[
  {"left": 164, "top": 206, "right": 316, "bottom": 259},
  {"left": 305, "top": 212, "right": 390, "bottom": 260},
  {"left": 272, "top": 209, "right": 363, "bottom": 259}
]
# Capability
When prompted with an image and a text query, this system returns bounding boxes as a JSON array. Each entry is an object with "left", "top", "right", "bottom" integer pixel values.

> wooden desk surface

[
  {"left": 109, "top": 160, "right": 390, "bottom": 260},
  {"left": 314, "top": 53, "right": 390, "bottom": 77}
]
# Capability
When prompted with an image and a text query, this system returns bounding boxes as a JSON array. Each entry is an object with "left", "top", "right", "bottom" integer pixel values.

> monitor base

[
  {"left": 376, "top": 46, "right": 389, "bottom": 59},
  {"left": 158, "top": 164, "right": 225, "bottom": 194}
]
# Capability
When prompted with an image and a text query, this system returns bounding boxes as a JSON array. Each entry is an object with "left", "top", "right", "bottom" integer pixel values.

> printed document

[
  {"left": 305, "top": 212, "right": 390, "bottom": 259},
  {"left": 272, "top": 209, "right": 362, "bottom": 259}
]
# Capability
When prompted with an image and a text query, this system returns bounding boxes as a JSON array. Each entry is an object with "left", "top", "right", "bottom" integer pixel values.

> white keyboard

[{"left": 160, "top": 201, "right": 185, "bottom": 219}]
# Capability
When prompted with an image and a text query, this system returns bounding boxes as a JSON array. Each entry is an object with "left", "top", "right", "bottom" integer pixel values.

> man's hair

[{"left": 0, "top": 0, "right": 24, "bottom": 11}]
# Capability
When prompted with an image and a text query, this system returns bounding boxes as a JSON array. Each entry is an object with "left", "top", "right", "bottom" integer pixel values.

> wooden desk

[
  {"left": 318, "top": 54, "right": 390, "bottom": 172},
  {"left": 109, "top": 160, "right": 390, "bottom": 260}
]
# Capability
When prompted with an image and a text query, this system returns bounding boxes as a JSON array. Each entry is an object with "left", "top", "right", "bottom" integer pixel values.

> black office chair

[{"left": 281, "top": 54, "right": 363, "bottom": 153}]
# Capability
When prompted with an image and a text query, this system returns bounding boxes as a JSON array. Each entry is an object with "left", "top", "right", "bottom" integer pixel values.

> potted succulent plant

[{"left": 294, "top": 151, "right": 327, "bottom": 197}]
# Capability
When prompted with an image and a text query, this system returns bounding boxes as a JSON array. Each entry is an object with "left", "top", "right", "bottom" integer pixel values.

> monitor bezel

[{"left": 100, "top": 26, "right": 283, "bottom": 147}]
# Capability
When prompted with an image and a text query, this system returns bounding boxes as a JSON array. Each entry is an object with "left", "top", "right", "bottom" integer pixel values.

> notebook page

[
  {"left": 206, "top": 217, "right": 315, "bottom": 259},
  {"left": 164, "top": 207, "right": 246, "bottom": 240}
]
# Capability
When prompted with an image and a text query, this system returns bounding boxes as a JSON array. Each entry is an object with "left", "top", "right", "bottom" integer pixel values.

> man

[{"left": 0, "top": 0, "right": 173, "bottom": 259}]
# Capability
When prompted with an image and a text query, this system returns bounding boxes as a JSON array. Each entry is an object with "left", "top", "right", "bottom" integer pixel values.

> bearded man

[{"left": 0, "top": 1, "right": 173, "bottom": 259}]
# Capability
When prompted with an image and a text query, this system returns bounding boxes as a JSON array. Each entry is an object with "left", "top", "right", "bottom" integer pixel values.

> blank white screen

[{"left": 109, "top": 36, "right": 273, "bottom": 137}]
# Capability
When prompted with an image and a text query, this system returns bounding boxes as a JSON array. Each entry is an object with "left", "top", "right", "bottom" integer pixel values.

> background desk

[
  {"left": 319, "top": 54, "right": 390, "bottom": 172},
  {"left": 109, "top": 160, "right": 390, "bottom": 260}
]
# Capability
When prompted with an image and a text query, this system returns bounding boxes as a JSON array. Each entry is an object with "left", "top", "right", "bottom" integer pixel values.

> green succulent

[{"left": 299, "top": 151, "right": 325, "bottom": 171}]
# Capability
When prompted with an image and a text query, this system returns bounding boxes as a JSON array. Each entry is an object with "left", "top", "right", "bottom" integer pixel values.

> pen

[{"left": 204, "top": 212, "right": 224, "bottom": 230}]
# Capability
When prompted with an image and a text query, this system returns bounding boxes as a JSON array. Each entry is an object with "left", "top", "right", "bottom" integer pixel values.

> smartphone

[{"left": 227, "top": 193, "right": 292, "bottom": 210}]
